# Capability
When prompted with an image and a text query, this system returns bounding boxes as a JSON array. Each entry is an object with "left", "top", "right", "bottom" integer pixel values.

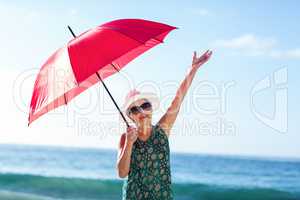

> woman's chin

[{"left": 138, "top": 117, "right": 151, "bottom": 124}]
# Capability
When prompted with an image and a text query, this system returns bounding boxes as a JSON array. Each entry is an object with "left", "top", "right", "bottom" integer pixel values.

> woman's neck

[{"left": 137, "top": 123, "right": 152, "bottom": 136}]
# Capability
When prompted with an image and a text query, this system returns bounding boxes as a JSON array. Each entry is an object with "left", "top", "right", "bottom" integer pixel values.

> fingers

[
  {"left": 127, "top": 127, "right": 138, "bottom": 137},
  {"left": 203, "top": 50, "right": 211, "bottom": 56},
  {"left": 202, "top": 50, "right": 212, "bottom": 60},
  {"left": 127, "top": 126, "right": 137, "bottom": 133},
  {"left": 206, "top": 50, "right": 213, "bottom": 59},
  {"left": 194, "top": 50, "right": 212, "bottom": 60},
  {"left": 207, "top": 50, "right": 213, "bottom": 56},
  {"left": 206, "top": 50, "right": 212, "bottom": 56},
  {"left": 126, "top": 126, "right": 138, "bottom": 143}
]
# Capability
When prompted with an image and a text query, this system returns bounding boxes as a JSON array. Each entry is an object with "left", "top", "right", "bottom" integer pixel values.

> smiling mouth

[{"left": 139, "top": 115, "right": 147, "bottom": 120}]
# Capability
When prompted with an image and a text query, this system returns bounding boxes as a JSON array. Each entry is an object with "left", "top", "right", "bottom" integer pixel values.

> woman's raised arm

[{"left": 157, "top": 50, "right": 213, "bottom": 137}]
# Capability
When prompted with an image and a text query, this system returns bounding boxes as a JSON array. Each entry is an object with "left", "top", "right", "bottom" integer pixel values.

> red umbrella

[{"left": 28, "top": 18, "right": 177, "bottom": 127}]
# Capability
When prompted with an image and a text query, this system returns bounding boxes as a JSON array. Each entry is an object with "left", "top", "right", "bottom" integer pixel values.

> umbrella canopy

[{"left": 28, "top": 18, "right": 177, "bottom": 126}]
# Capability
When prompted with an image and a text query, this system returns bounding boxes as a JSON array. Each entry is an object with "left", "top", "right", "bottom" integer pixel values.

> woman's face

[{"left": 127, "top": 98, "right": 153, "bottom": 125}]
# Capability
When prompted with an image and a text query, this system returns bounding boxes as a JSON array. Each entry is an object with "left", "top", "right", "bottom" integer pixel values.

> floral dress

[{"left": 122, "top": 123, "right": 173, "bottom": 200}]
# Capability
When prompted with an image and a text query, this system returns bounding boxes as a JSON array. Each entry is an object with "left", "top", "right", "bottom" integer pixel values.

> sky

[{"left": 1, "top": 0, "right": 299, "bottom": 158}]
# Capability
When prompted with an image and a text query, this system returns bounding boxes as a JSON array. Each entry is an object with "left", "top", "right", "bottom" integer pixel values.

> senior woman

[{"left": 117, "top": 50, "right": 212, "bottom": 200}]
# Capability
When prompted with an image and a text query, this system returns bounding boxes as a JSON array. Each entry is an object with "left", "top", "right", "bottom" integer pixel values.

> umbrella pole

[
  {"left": 96, "top": 72, "right": 130, "bottom": 128},
  {"left": 67, "top": 25, "right": 130, "bottom": 128}
]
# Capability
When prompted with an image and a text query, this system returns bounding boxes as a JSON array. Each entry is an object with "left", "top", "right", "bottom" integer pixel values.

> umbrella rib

[
  {"left": 111, "top": 62, "right": 120, "bottom": 72},
  {"left": 104, "top": 32, "right": 170, "bottom": 75},
  {"left": 64, "top": 93, "right": 67, "bottom": 105},
  {"left": 153, "top": 38, "right": 163, "bottom": 43},
  {"left": 103, "top": 26, "right": 165, "bottom": 44},
  {"left": 103, "top": 27, "right": 145, "bottom": 45},
  {"left": 104, "top": 29, "right": 164, "bottom": 45}
]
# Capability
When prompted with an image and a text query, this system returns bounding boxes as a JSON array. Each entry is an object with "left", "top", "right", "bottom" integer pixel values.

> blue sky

[{"left": 1, "top": 0, "right": 299, "bottom": 158}]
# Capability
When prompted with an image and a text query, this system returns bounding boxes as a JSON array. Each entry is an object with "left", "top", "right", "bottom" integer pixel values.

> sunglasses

[{"left": 127, "top": 101, "right": 152, "bottom": 115}]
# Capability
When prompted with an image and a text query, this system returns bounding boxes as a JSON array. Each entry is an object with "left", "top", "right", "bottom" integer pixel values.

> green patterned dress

[{"left": 122, "top": 123, "right": 173, "bottom": 200}]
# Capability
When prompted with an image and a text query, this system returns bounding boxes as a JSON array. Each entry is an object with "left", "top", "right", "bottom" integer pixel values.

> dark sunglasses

[{"left": 127, "top": 101, "right": 152, "bottom": 115}]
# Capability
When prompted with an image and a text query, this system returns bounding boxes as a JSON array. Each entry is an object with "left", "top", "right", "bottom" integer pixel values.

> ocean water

[{"left": 0, "top": 144, "right": 299, "bottom": 200}]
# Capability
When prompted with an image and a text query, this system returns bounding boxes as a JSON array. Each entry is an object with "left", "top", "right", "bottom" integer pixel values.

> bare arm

[
  {"left": 116, "top": 127, "right": 137, "bottom": 178},
  {"left": 157, "top": 50, "right": 213, "bottom": 137}
]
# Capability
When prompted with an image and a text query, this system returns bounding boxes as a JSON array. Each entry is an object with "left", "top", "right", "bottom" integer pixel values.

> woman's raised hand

[{"left": 191, "top": 50, "right": 212, "bottom": 70}]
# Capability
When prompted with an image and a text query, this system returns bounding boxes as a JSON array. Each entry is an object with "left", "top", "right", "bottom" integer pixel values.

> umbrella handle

[{"left": 67, "top": 25, "right": 130, "bottom": 128}]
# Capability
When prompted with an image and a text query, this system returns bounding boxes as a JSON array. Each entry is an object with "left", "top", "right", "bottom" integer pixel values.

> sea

[{"left": 0, "top": 144, "right": 299, "bottom": 200}]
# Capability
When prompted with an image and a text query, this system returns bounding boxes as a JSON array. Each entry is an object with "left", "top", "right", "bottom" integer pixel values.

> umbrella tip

[{"left": 67, "top": 25, "right": 77, "bottom": 38}]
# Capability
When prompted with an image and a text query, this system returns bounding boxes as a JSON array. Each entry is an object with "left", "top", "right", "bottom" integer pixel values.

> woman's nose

[
  {"left": 139, "top": 111, "right": 146, "bottom": 116},
  {"left": 138, "top": 111, "right": 147, "bottom": 118}
]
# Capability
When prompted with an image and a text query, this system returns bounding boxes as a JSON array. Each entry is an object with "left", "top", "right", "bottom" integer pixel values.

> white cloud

[
  {"left": 190, "top": 8, "right": 212, "bottom": 16},
  {"left": 213, "top": 34, "right": 277, "bottom": 56},
  {"left": 213, "top": 34, "right": 300, "bottom": 59},
  {"left": 270, "top": 48, "right": 300, "bottom": 59}
]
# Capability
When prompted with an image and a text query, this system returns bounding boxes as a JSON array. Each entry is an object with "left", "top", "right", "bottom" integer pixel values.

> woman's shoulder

[{"left": 154, "top": 122, "right": 169, "bottom": 139}]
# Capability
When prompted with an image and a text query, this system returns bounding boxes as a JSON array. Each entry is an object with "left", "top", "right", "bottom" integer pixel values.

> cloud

[
  {"left": 213, "top": 34, "right": 300, "bottom": 59},
  {"left": 270, "top": 48, "right": 300, "bottom": 59},
  {"left": 190, "top": 8, "right": 212, "bottom": 16},
  {"left": 213, "top": 34, "right": 277, "bottom": 56}
]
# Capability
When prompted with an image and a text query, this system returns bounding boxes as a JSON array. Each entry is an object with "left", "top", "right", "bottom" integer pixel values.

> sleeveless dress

[{"left": 122, "top": 123, "right": 173, "bottom": 200}]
